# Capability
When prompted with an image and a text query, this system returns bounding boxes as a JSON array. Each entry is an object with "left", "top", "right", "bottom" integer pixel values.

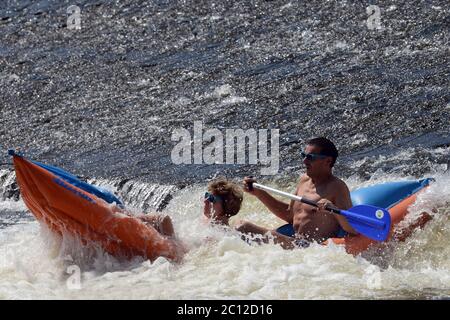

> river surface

[{"left": 0, "top": 0, "right": 449, "bottom": 299}]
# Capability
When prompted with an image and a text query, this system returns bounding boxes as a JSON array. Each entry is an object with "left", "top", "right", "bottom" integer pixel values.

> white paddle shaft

[{"left": 252, "top": 183, "right": 341, "bottom": 214}]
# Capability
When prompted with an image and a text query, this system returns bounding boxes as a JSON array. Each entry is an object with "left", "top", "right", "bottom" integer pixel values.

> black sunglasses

[
  {"left": 300, "top": 151, "right": 329, "bottom": 161},
  {"left": 204, "top": 192, "right": 223, "bottom": 203}
]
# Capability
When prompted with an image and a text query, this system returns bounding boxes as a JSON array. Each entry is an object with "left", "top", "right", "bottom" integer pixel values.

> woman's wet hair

[{"left": 207, "top": 178, "right": 243, "bottom": 217}]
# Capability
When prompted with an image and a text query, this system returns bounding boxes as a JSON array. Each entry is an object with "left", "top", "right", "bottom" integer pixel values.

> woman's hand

[
  {"left": 243, "top": 176, "right": 258, "bottom": 195},
  {"left": 203, "top": 198, "right": 212, "bottom": 219}
]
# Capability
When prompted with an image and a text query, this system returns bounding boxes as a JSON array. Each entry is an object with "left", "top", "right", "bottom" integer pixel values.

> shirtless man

[{"left": 236, "top": 137, "right": 358, "bottom": 248}]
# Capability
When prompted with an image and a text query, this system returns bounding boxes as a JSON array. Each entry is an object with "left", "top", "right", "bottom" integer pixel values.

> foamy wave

[{"left": 0, "top": 171, "right": 449, "bottom": 299}]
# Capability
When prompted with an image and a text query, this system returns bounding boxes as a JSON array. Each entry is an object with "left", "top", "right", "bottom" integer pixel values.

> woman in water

[{"left": 203, "top": 178, "right": 244, "bottom": 226}]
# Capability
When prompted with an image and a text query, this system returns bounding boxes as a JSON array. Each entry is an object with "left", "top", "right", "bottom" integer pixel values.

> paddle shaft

[
  {"left": 252, "top": 183, "right": 340, "bottom": 213},
  {"left": 251, "top": 183, "right": 386, "bottom": 229}
]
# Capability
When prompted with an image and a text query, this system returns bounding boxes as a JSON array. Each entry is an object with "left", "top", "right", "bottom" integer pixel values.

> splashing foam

[
  {"left": 387, "top": 173, "right": 450, "bottom": 270},
  {"left": 0, "top": 171, "right": 449, "bottom": 299}
]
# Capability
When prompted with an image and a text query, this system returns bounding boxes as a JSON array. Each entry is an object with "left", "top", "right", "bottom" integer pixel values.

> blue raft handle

[{"left": 8, "top": 149, "right": 24, "bottom": 157}]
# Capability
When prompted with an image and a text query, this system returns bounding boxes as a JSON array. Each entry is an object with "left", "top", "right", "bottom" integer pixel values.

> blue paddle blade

[{"left": 340, "top": 205, "right": 391, "bottom": 241}]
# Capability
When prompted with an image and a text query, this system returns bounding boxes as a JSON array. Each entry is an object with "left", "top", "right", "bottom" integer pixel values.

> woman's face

[{"left": 203, "top": 197, "right": 225, "bottom": 219}]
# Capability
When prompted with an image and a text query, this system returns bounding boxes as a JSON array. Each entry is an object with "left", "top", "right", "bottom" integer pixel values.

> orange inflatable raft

[{"left": 11, "top": 151, "right": 182, "bottom": 262}]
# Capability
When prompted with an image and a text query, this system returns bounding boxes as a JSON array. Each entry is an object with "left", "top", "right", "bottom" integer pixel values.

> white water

[{"left": 0, "top": 171, "right": 449, "bottom": 299}]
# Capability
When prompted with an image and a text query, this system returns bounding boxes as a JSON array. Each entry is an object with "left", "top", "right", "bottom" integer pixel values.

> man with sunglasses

[{"left": 238, "top": 137, "right": 357, "bottom": 248}]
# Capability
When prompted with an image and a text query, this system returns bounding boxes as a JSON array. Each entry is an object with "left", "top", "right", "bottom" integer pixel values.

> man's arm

[{"left": 331, "top": 181, "right": 358, "bottom": 235}]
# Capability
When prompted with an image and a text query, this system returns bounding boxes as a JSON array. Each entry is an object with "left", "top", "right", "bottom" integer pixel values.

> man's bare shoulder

[
  {"left": 329, "top": 176, "right": 353, "bottom": 209},
  {"left": 329, "top": 176, "right": 350, "bottom": 193}
]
